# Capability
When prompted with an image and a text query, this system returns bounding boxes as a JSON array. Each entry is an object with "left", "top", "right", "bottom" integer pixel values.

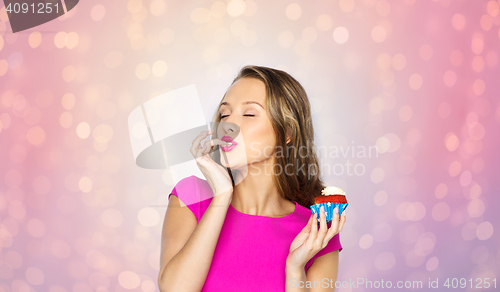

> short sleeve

[
  {"left": 305, "top": 228, "right": 343, "bottom": 272},
  {"left": 167, "top": 175, "right": 213, "bottom": 223}
]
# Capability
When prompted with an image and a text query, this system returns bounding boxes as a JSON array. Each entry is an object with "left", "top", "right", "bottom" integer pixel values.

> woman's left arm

[
  {"left": 307, "top": 250, "right": 339, "bottom": 291},
  {"left": 285, "top": 250, "right": 339, "bottom": 292},
  {"left": 285, "top": 206, "right": 345, "bottom": 292}
]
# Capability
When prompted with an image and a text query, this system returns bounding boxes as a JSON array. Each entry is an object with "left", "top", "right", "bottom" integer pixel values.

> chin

[{"left": 219, "top": 149, "right": 240, "bottom": 169}]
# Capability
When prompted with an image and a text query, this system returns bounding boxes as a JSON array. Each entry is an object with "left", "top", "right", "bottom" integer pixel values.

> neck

[{"left": 231, "top": 157, "right": 293, "bottom": 217}]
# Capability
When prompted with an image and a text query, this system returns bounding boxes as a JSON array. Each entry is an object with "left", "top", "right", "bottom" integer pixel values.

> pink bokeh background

[{"left": 1, "top": 0, "right": 499, "bottom": 291}]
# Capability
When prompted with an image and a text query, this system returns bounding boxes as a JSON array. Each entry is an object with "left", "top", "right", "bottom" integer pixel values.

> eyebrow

[{"left": 220, "top": 101, "right": 264, "bottom": 109}]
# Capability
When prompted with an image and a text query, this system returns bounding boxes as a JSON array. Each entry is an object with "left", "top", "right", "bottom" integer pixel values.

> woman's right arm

[
  {"left": 157, "top": 191, "right": 232, "bottom": 292},
  {"left": 158, "top": 129, "right": 235, "bottom": 292}
]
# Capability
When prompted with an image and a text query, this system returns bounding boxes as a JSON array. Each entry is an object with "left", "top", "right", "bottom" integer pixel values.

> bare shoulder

[{"left": 159, "top": 194, "right": 198, "bottom": 275}]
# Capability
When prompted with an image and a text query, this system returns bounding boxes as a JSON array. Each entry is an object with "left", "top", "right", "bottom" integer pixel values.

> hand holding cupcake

[{"left": 286, "top": 186, "right": 348, "bottom": 270}]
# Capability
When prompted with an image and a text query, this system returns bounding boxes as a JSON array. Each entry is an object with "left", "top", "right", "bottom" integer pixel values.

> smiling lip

[{"left": 221, "top": 136, "right": 237, "bottom": 152}]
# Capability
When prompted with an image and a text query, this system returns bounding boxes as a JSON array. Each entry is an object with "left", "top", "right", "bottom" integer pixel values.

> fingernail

[
  {"left": 315, "top": 212, "right": 318, "bottom": 219},
  {"left": 320, "top": 205, "right": 324, "bottom": 213},
  {"left": 334, "top": 206, "right": 339, "bottom": 214}
]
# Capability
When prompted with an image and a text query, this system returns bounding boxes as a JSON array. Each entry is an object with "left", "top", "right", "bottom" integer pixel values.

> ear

[{"left": 286, "top": 128, "right": 292, "bottom": 144}]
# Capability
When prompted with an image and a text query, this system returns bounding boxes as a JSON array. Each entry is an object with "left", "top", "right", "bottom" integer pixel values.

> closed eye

[{"left": 220, "top": 114, "right": 255, "bottom": 119}]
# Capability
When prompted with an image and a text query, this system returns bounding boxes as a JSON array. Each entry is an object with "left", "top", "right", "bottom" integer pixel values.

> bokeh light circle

[
  {"left": 118, "top": 271, "right": 141, "bottom": 289},
  {"left": 434, "top": 183, "right": 448, "bottom": 199},
  {"left": 29, "top": 32, "right": 42, "bottom": 48},
  {"left": 452, "top": 14, "right": 466, "bottom": 30},
  {"left": 25, "top": 267, "right": 44, "bottom": 285},
  {"left": 359, "top": 234, "right": 373, "bottom": 249},
  {"left": 371, "top": 26, "right": 387, "bottom": 43},
  {"left": 432, "top": 202, "right": 450, "bottom": 221},
  {"left": 374, "top": 190, "right": 388, "bottom": 206},
  {"left": 409, "top": 73, "right": 423, "bottom": 90},
  {"left": 316, "top": 15, "right": 332, "bottom": 31},
  {"left": 476, "top": 221, "right": 493, "bottom": 240},
  {"left": 150, "top": 0, "right": 167, "bottom": 16},
  {"left": 76, "top": 122, "right": 91, "bottom": 139},
  {"left": 152, "top": 60, "right": 168, "bottom": 77},
  {"left": 26, "top": 126, "right": 45, "bottom": 146},
  {"left": 101, "top": 208, "right": 123, "bottom": 228},
  {"left": 91, "top": 5, "right": 106, "bottom": 21},
  {"left": 286, "top": 3, "right": 302, "bottom": 20},
  {"left": 333, "top": 27, "right": 349, "bottom": 44},
  {"left": 138, "top": 207, "right": 161, "bottom": 227},
  {"left": 136, "top": 63, "right": 151, "bottom": 80},
  {"left": 468, "top": 199, "right": 485, "bottom": 217},
  {"left": 426, "top": 257, "right": 439, "bottom": 271}
]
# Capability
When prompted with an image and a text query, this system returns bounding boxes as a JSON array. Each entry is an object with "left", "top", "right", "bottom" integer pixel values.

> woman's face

[{"left": 216, "top": 77, "right": 277, "bottom": 170}]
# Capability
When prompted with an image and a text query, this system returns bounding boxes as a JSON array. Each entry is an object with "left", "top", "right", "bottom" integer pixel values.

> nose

[
  {"left": 219, "top": 114, "right": 240, "bottom": 137},
  {"left": 220, "top": 120, "right": 239, "bottom": 137}
]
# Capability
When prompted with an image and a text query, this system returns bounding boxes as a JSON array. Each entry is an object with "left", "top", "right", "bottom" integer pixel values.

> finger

[
  {"left": 200, "top": 143, "right": 211, "bottom": 156},
  {"left": 316, "top": 206, "right": 328, "bottom": 246},
  {"left": 333, "top": 206, "right": 340, "bottom": 222},
  {"left": 306, "top": 212, "right": 318, "bottom": 249},
  {"left": 324, "top": 214, "right": 340, "bottom": 245},
  {"left": 202, "top": 138, "right": 226, "bottom": 149},
  {"left": 201, "top": 140, "right": 213, "bottom": 153},
  {"left": 338, "top": 209, "right": 347, "bottom": 233},
  {"left": 190, "top": 131, "right": 210, "bottom": 157},
  {"left": 209, "top": 138, "right": 229, "bottom": 148},
  {"left": 325, "top": 207, "right": 340, "bottom": 239},
  {"left": 192, "top": 144, "right": 207, "bottom": 159},
  {"left": 191, "top": 130, "right": 210, "bottom": 147},
  {"left": 193, "top": 137, "right": 224, "bottom": 159}
]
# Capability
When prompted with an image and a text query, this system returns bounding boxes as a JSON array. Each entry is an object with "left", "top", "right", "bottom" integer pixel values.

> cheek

[{"left": 243, "top": 122, "right": 275, "bottom": 158}]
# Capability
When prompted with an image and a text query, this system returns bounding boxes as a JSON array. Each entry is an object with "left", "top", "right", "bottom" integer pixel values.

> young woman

[{"left": 158, "top": 65, "right": 346, "bottom": 292}]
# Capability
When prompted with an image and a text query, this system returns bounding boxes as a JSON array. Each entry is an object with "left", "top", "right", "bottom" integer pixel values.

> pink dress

[{"left": 168, "top": 175, "right": 343, "bottom": 292}]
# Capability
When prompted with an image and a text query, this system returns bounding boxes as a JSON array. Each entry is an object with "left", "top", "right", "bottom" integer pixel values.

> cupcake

[{"left": 310, "top": 186, "right": 348, "bottom": 223}]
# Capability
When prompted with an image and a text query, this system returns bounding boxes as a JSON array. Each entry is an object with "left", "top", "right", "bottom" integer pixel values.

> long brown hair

[{"left": 209, "top": 65, "right": 325, "bottom": 208}]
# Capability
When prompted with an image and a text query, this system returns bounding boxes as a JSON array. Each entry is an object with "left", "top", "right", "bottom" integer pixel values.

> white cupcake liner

[{"left": 310, "top": 202, "right": 348, "bottom": 223}]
